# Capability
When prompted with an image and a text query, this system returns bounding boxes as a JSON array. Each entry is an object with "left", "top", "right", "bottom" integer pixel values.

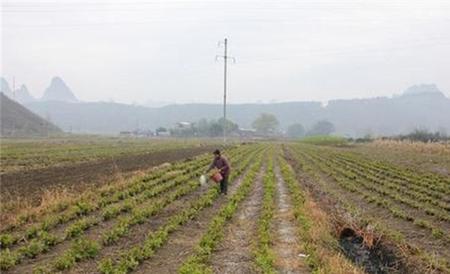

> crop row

[
  {"left": 2, "top": 153, "right": 204, "bottom": 233},
  {"left": 0, "top": 146, "right": 259, "bottom": 271},
  {"left": 330, "top": 155, "right": 449, "bottom": 210},
  {"left": 33, "top": 145, "right": 265, "bottom": 273},
  {"left": 289, "top": 146, "right": 449, "bottom": 242},
  {"left": 0, "top": 156, "right": 210, "bottom": 250},
  {"left": 98, "top": 147, "right": 266, "bottom": 274},
  {"left": 314, "top": 145, "right": 450, "bottom": 195},
  {"left": 1, "top": 145, "right": 257, "bottom": 248},
  {"left": 300, "top": 146, "right": 450, "bottom": 220},
  {"left": 300, "top": 147, "right": 450, "bottom": 226},
  {"left": 325, "top": 149, "right": 449, "bottom": 201},
  {"left": 1, "top": 153, "right": 210, "bottom": 239},
  {"left": 253, "top": 150, "right": 276, "bottom": 274},
  {"left": 277, "top": 153, "right": 362, "bottom": 273},
  {"left": 284, "top": 149, "right": 450, "bottom": 273},
  {"left": 177, "top": 153, "right": 266, "bottom": 273}
]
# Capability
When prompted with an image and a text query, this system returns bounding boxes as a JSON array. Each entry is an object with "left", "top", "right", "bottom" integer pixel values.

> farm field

[
  {"left": 0, "top": 137, "right": 218, "bottom": 205},
  {"left": 349, "top": 140, "right": 450, "bottom": 177},
  {"left": 0, "top": 140, "right": 449, "bottom": 274},
  {"left": 0, "top": 137, "right": 218, "bottom": 174}
]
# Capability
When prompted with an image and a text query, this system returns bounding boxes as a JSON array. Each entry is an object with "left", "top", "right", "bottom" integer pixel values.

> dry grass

[
  {"left": 0, "top": 163, "right": 169, "bottom": 231},
  {"left": 369, "top": 139, "right": 450, "bottom": 154},
  {"left": 303, "top": 198, "right": 365, "bottom": 274}
]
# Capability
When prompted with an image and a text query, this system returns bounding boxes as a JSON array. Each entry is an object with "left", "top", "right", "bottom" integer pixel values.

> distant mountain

[
  {"left": 21, "top": 83, "right": 450, "bottom": 136},
  {"left": 1, "top": 93, "right": 62, "bottom": 137},
  {"left": 15, "top": 84, "right": 36, "bottom": 104},
  {"left": 402, "top": 84, "right": 444, "bottom": 96},
  {"left": 1, "top": 77, "right": 13, "bottom": 98},
  {"left": 42, "top": 77, "right": 78, "bottom": 102}
]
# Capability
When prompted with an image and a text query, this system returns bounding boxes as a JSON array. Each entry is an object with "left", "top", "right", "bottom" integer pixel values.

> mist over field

[{"left": 1, "top": 0, "right": 450, "bottom": 137}]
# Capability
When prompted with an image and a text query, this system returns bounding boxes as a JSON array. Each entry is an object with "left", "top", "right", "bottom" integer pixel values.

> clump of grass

[
  {"left": 54, "top": 238, "right": 99, "bottom": 270},
  {"left": 300, "top": 136, "right": 349, "bottom": 147},
  {"left": 0, "top": 233, "right": 15, "bottom": 248},
  {"left": 0, "top": 249, "right": 19, "bottom": 270}
]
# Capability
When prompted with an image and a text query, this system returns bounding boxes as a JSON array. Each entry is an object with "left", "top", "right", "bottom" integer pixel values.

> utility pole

[
  {"left": 217, "top": 38, "right": 235, "bottom": 144},
  {"left": 12, "top": 77, "right": 16, "bottom": 100},
  {"left": 223, "top": 38, "right": 228, "bottom": 144}
]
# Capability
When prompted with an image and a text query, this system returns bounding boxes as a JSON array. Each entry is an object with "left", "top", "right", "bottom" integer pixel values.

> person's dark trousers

[{"left": 220, "top": 175, "right": 228, "bottom": 195}]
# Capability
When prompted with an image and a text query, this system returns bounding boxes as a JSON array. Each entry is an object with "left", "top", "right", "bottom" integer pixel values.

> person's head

[{"left": 213, "top": 149, "right": 221, "bottom": 159}]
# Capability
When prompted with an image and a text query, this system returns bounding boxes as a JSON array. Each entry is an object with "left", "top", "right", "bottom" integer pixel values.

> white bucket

[{"left": 199, "top": 175, "right": 207, "bottom": 185}]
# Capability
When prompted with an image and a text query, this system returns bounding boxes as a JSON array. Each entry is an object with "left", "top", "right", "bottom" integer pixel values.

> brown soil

[
  {"left": 0, "top": 146, "right": 214, "bottom": 204},
  {"left": 133, "top": 165, "right": 259, "bottom": 273},
  {"left": 208, "top": 167, "right": 265, "bottom": 274},
  {"left": 272, "top": 165, "right": 309, "bottom": 274}
]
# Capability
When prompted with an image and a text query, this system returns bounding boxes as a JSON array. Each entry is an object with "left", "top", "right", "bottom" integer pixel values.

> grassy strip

[
  {"left": 98, "top": 149, "right": 265, "bottom": 274},
  {"left": 178, "top": 155, "right": 264, "bottom": 274},
  {"left": 278, "top": 154, "right": 363, "bottom": 273},
  {"left": 253, "top": 152, "right": 276, "bottom": 274}
]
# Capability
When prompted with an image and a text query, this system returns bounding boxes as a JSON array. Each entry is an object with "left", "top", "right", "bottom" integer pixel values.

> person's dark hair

[{"left": 213, "top": 149, "right": 221, "bottom": 155}]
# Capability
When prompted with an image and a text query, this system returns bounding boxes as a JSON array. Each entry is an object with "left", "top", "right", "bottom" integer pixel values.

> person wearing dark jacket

[{"left": 207, "top": 149, "right": 230, "bottom": 195}]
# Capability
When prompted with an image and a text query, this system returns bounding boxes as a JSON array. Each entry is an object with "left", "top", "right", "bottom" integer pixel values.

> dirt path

[
  {"left": 273, "top": 165, "right": 310, "bottom": 274},
  {"left": 207, "top": 167, "right": 265, "bottom": 274},
  {"left": 133, "top": 166, "right": 262, "bottom": 273}
]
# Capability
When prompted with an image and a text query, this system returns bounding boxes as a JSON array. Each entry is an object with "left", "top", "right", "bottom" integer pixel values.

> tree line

[{"left": 163, "top": 113, "right": 335, "bottom": 138}]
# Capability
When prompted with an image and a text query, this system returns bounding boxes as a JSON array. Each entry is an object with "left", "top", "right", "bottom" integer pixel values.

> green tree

[
  {"left": 252, "top": 113, "right": 279, "bottom": 135},
  {"left": 287, "top": 123, "right": 305, "bottom": 138},
  {"left": 307, "top": 120, "right": 335, "bottom": 136}
]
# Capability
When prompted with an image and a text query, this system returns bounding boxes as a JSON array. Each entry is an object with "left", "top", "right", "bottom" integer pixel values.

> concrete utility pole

[{"left": 217, "top": 38, "right": 235, "bottom": 144}]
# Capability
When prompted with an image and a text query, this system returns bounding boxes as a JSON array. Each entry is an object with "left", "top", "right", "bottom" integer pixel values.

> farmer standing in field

[{"left": 207, "top": 149, "right": 230, "bottom": 195}]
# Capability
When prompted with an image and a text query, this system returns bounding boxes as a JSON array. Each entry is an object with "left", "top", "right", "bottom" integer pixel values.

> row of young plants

[
  {"left": 0, "top": 155, "right": 211, "bottom": 247},
  {"left": 0, "top": 167, "right": 203, "bottom": 270},
  {"left": 0, "top": 146, "right": 256, "bottom": 271},
  {"left": 298, "top": 147, "right": 450, "bottom": 239},
  {"left": 285, "top": 149, "right": 450, "bottom": 273},
  {"left": 301, "top": 145, "right": 448, "bottom": 201},
  {"left": 327, "top": 147, "right": 450, "bottom": 195},
  {"left": 301, "top": 146, "right": 450, "bottom": 221},
  {"left": 253, "top": 150, "right": 276, "bottom": 274},
  {"left": 26, "top": 146, "right": 260, "bottom": 270},
  {"left": 2, "top": 145, "right": 255, "bottom": 248},
  {"left": 1, "top": 154, "right": 199, "bottom": 234},
  {"left": 277, "top": 154, "right": 364, "bottom": 273},
  {"left": 177, "top": 153, "right": 266, "bottom": 274},
  {"left": 97, "top": 147, "right": 266, "bottom": 274},
  {"left": 327, "top": 148, "right": 449, "bottom": 201},
  {"left": 330, "top": 155, "right": 449, "bottom": 211},
  {"left": 0, "top": 158, "right": 212, "bottom": 266},
  {"left": 296, "top": 147, "right": 449, "bottom": 241},
  {"left": 28, "top": 144, "right": 264, "bottom": 272},
  {"left": 302, "top": 147, "right": 450, "bottom": 228}
]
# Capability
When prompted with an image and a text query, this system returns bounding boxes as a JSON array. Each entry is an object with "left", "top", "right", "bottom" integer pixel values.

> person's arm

[{"left": 220, "top": 157, "right": 230, "bottom": 174}]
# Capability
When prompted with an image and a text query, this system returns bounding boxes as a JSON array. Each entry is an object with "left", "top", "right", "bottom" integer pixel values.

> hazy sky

[{"left": 1, "top": 0, "right": 450, "bottom": 104}]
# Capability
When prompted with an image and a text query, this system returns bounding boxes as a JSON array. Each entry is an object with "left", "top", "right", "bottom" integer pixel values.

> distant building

[
  {"left": 119, "top": 129, "right": 154, "bottom": 137},
  {"left": 176, "top": 121, "right": 192, "bottom": 128},
  {"left": 237, "top": 128, "right": 257, "bottom": 138}
]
